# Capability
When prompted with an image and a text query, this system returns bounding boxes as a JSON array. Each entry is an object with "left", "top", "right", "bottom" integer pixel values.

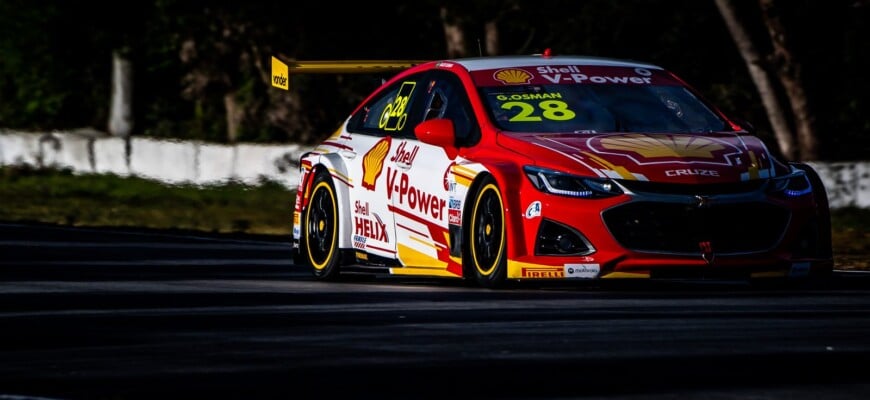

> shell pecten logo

[
  {"left": 600, "top": 134, "right": 724, "bottom": 159},
  {"left": 362, "top": 137, "right": 392, "bottom": 191},
  {"left": 493, "top": 68, "right": 533, "bottom": 85}
]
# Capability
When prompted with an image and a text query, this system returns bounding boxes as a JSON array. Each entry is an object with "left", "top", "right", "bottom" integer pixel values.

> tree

[
  {"left": 714, "top": 0, "right": 818, "bottom": 161},
  {"left": 438, "top": 1, "right": 522, "bottom": 57}
]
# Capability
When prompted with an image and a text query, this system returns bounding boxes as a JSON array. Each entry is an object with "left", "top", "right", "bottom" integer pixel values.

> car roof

[{"left": 444, "top": 55, "right": 664, "bottom": 72}]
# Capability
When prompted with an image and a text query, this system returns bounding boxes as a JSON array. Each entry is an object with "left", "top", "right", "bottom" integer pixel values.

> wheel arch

[
  {"left": 304, "top": 154, "right": 354, "bottom": 251},
  {"left": 791, "top": 161, "right": 833, "bottom": 260},
  {"left": 461, "top": 161, "right": 527, "bottom": 265}
]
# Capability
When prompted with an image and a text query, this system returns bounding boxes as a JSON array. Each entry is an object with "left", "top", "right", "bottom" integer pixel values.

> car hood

[{"left": 497, "top": 132, "right": 787, "bottom": 184}]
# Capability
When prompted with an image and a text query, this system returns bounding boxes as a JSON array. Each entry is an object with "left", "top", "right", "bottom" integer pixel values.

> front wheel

[
  {"left": 301, "top": 171, "right": 341, "bottom": 280},
  {"left": 466, "top": 176, "right": 508, "bottom": 289}
]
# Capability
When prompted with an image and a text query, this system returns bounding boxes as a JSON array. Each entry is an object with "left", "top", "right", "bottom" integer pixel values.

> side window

[
  {"left": 419, "top": 72, "right": 480, "bottom": 147},
  {"left": 348, "top": 73, "right": 426, "bottom": 138}
]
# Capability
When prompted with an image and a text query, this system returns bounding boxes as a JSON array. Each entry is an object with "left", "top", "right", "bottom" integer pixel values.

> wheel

[
  {"left": 467, "top": 175, "right": 508, "bottom": 288},
  {"left": 301, "top": 170, "right": 341, "bottom": 280}
]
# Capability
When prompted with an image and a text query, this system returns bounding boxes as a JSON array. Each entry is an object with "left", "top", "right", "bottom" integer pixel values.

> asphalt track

[{"left": 2, "top": 221, "right": 870, "bottom": 399}]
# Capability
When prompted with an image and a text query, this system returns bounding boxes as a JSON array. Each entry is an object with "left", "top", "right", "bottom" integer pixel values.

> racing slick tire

[
  {"left": 466, "top": 175, "right": 509, "bottom": 289},
  {"left": 301, "top": 170, "right": 342, "bottom": 281}
]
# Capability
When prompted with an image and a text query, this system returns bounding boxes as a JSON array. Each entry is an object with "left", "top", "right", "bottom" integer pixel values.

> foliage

[{"left": 0, "top": 0, "right": 867, "bottom": 158}]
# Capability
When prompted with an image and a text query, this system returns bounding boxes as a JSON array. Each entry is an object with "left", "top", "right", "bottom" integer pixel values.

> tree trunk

[
  {"left": 224, "top": 91, "right": 243, "bottom": 143},
  {"left": 714, "top": 0, "right": 797, "bottom": 161},
  {"left": 108, "top": 50, "right": 133, "bottom": 137},
  {"left": 440, "top": 6, "right": 467, "bottom": 58},
  {"left": 484, "top": 20, "right": 499, "bottom": 56},
  {"left": 759, "top": 0, "right": 819, "bottom": 160}
]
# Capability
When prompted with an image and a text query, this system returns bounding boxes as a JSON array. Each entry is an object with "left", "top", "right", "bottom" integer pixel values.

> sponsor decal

[
  {"left": 495, "top": 92, "right": 563, "bottom": 101},
  {"left": 521, "top": 266, "right": 564, "bottom": 278},
  {"left": 524, "top": 201, "right": 542, "bottom": 219},
  {"left": 493, "top": 68, "right": 533, "bottom": 85},
  {"left": 789, "top": 262, "right": 810, "bottom": 278},
  {"left": 448, "top": 209, "right": 461, "bottom": 225},
  {"left": 355, "top": 213, "right": 388, "bottom": 242},
  {"left": 390, "top": 141, "right": 419, "bottom": 168},
  {"left": 362, "top": 137, "right": 392, "bottom": 190},
  {"left": 564, "top": 263, "right": 600, "bottom": 279},
  {"left": 665, "top": 168, "right": 720, "bottom": 177},
  {"left": 588, "top": 133, "right": 742, "bottom": 166},
  {"left": 386, "top": 167, "right": 447, "bottom": 220},
  {"left": 271, "top": 56, "right": 288, "bottom": 90},
  {"left": 473, "top": 66, "right": 681, "bottom": 87},
  {"left": 354, "top": 200, "right": 370, "bottom": 215},
  {"left": 443, "top": 162, "right": 456, "bottom": 191},
  {"left": 379, "top": 81, "right": 416, "bottom": 131},
  {"left": 601, "top": 134, "right": 723, "bottom": 158},
  {"left": 538, "top": 65, "right": 654, "bottom": 85},
  {"left": 448, "top": 199, "right": 462, "bottom": 210},
  {"left": 353, "top": 235, "right": 367, "bottom": 250}
]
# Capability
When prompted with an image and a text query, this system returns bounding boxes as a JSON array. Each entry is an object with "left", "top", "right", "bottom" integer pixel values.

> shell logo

[
  {"left": 600, "top": 134, "right": 724, "bottom": 159},
  {"left": 493, "top": 68, "right": 533, "bottom": 85},
  {"left": 362, "top": 137, "right": 392, "bottom": 190}
]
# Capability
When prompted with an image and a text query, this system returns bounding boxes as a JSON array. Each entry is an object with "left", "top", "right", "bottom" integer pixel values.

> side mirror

[{"left": 415, "top": 118, "right": 458, "bottom": 159}]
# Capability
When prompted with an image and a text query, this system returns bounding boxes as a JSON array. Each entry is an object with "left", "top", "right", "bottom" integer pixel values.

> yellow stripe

[
  {"left": 327, "top": 168, "right": 352, "bottom": 185},
  {"left": 750, "top": 270, "right": 788, "bottom": 278},
  {"left": 581, "top": 152, "right": 635, "bottom": 180},
  {"left": 451, "top": 165, "right": 477, "bottom": 187},
  {"left": 287, "top": 60, "right": 429, "bottom": 74},
  {"left": 390, "top": 266, "right": 461, "bottom": 277},
  {"left": 600, "top": 271, "right": 650, "bottom": 279},
  {"left": 397, "top": 243, "right": 446, "bottom": 269},
  {"left": 410, "top": 235, "right": 438, "bottom": 250},
  {"left": 747, "top": 151, "right": 760, "bottom": 179}
]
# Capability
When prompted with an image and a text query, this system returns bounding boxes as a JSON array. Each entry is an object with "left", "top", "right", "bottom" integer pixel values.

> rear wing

[{"left": 271, "top": 56, "right": 428, "bottom": 90}]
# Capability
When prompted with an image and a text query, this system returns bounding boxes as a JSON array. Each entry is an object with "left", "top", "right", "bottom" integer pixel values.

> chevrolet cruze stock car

[{"left": 280, "top": 51, "right": 833, "bottom": 288}]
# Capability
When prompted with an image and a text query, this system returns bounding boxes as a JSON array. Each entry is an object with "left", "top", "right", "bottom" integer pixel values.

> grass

[
  {"left": 1, "top": 165, "right": 867, "bottom": 269},
  {"left": 0, "top": 165, "right": 295, "bottom": 235}
]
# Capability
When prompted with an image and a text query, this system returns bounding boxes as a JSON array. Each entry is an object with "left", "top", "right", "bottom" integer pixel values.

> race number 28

[
  {"left": 379, "top": 81, "right": 417, "bottom": 131},
  {"left": 501, "top": 100, "right": 576, "bottom": 122}
]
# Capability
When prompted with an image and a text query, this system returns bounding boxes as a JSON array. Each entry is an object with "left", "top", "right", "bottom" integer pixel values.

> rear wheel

[
  {"left": 301, "top": 171, "right": 341, "bottom": 280},
  {"left": 467, "top": 176, "right": 508, "bottom": 288}
]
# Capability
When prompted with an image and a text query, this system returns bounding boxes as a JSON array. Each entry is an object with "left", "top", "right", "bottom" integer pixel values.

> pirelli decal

[{"left": 521, "top": 266, "right": 563, "bottom": 278}]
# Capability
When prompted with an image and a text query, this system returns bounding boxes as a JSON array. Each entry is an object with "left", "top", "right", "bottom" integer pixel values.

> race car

[{"left": 280, "top": 51, "right": 833, "bottom": 288}]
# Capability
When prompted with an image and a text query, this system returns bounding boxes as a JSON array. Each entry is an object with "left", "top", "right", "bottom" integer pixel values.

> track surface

[{"left": 2, "top": 222, "right": 870, "bottom": 399}]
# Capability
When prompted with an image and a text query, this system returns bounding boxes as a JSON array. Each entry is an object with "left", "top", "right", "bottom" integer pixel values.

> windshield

[{"left": 474, "top": 66, "right": 728, "bottom": 134}]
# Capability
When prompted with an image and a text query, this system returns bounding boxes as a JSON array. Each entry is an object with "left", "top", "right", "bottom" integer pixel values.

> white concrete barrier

[
  {"left": 93, "top": 136, "right": 129, "bottom": 176},
  {"left": 1, "top": 129, "right": 868, "bottom": 209},
  {"left": 130, "top": 137, "right": 198, "bottom": 184},
  {"left": 0, "top": 131, "right": 41, "bottom": 166},
  {"left": 197, "top": 143, "right": 236, "bottom": 185}
]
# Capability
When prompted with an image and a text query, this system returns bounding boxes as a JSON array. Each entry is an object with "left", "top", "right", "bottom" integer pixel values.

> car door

[
  {"left": 342, "top": 73, "right": 429, "bottom": 261},
  {"left": 387, "top": 70, "right": 479, "bottom": 273}
]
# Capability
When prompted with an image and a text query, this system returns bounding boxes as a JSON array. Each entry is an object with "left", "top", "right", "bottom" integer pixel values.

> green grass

[
  {"left": 0, "top": 165, "right": 296, "bottom": 235},
  {"left": 1, "top": 165, "right": 867, "bottom": 269}
]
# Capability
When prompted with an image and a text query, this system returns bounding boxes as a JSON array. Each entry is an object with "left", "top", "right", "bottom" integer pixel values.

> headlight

[
  {"left": 768, "top": 168, "right": 812, "bottom": 197},
  {"left": 524, "top": 166, "right": 623, "bottom": 198}
]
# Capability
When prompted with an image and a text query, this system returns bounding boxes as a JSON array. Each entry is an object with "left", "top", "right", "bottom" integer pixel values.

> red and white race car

[{"left": 282, "top": 52, "right": 833, "bottom": 288}]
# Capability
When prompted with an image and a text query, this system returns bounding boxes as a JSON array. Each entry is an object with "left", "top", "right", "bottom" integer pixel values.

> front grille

[
  {"left": 618, "top": 180, "right": 766, "bottom": 196},
  {"left": 602, "top": 201, "right": 790, "bottom": 254}
]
